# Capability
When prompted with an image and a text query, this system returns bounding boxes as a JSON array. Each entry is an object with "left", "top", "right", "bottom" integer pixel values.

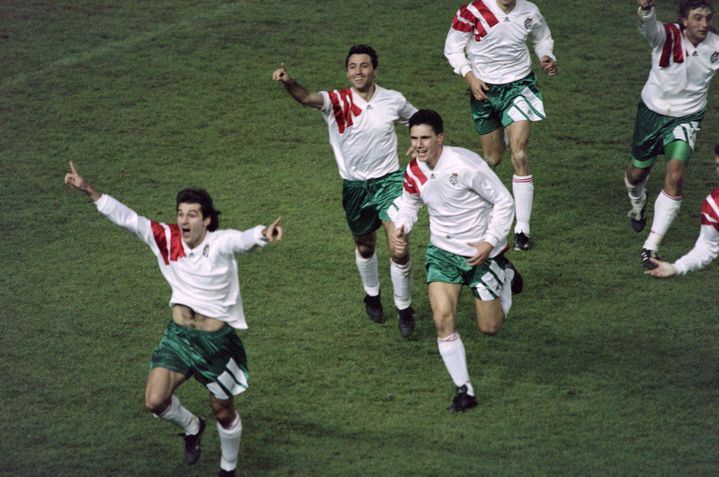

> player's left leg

[
  {"left": 382, "top": 219, "right": 415, "bottom": 337},
  {"left": 211, "top": 395, "right": 242, "bottom": 477},
  {"left": 642, "top": 148, "right": 688, "bottom": 267},
  {"left": 506, "top": 120, "right": 534, "bottom": 250}
]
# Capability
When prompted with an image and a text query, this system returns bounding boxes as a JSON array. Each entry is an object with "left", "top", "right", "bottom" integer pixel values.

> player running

[
  {"left": 444, "top": 0, "right": 558, "bottom": 251},
  {"left": 624, "top": 0, "right": 719, "bottom": 269},
  {"left": 272, "top": 44, "right": 418, "bottom": 337},
  {"left": 64, "top": 162, "right": 282, "bottom": 477},
  {"left": 391, "top": 110, "right": 522, "bottom": 412}
]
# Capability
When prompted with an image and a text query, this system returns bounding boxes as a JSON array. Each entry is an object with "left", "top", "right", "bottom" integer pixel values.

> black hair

[
  {"left": 176, "top": 187, "right": 221, "bottom": 231},
  {"left": 409, "top": 109, "right": 444, "bottom": 135},
  {"left": 714, "top": 143, "right": 719, "bottom": 155},
  {"left": 345, "top": 44, "right": 378, "bottom": 69},
  {"left": 679, "top": 0, "right": 713, "bottom": 20}
]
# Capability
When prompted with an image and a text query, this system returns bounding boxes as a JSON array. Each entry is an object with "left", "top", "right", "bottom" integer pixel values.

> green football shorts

[
  {"left": 630, "top": 100, "right": 704, "bottom": 168},
  {"left": 425, "top": 244, "right": 510, "bottom": 301},
  {"left": 150, "top": 320, "right": 249, "bottom": 400},
  {"left": 342, "top": 170, "right": 404, "bottom": 236},
  {"left": 470, "top": 72, "right": 545, "bottom": 135}
]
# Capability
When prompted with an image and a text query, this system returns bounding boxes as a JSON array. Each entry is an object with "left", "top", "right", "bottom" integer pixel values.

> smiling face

[
  {"left": 683, "top": 6, "right": 713, "bottom": 45},
  {"left": 177, "top": 202, "right": 210, "bottom": 249},
  {"left": 346, "top": 53, "right": 376, "bottom": 93},
  {"left": 410, "top": 124, "right": 444, "bottom": 169}
]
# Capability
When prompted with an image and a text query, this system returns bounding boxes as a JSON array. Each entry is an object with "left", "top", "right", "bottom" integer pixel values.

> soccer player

[
  {"left": 64, "top": 161, "right": 282, "bottom": 477},
  {"left": 391, "top": 110, "right": 522, "bottom": 412},
  {"left": 646, "top": 144, "right": 719, "bottom": 277},
  {"left": 625, "top": 0, "right": 719, "bottom": 269},
  {"left": 272, "top": 44, "right": 418, "bottom": 337},
  {"left": 444, "top": 0, "right": 558, "bottom": 252}
]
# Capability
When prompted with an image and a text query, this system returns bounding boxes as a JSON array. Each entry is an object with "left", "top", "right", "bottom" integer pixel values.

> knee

[
  {"left": 511, "top": 149, "right": 529, "bottom": 174},
  {"left": 478, "top": 320, "right": 503, "bottom": 336},
  {"left": 389, "top": 248, "right": 409, "bottom": 265},
  {"left": 484, "top": 153, "right": 503, "bottom": 167},
  {"left": 664, "top": 172, "right": 684, "bottom": 195},
  {"left": 211, "top": 400, "right": 236, "bottom": 427},
  {"left": 356, "top": 243, "right": 375, "bottom": 259},
  {"left": 144, "top": 394, "right": 170, "bottom": 415}
]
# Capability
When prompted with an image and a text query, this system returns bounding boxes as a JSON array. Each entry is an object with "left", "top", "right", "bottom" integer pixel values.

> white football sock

[
  {"left": 624, "top": 172, "right": 648, "bottom": 212},
  {"left": 157, "top": 394, "right": 198, "bottom": 435},
  {"left": 512, "top": 175, "right": 534, "bottom": 235},
  {"left": 643, "top": 190, "right": 682, "bottom": 251},
  {"left": 355, "top": 249, "right": 380, "bottom": 296},
  {"left": 218, "top": 412, "right": 243, "bottom": 471},
  {"left": 390, "top": 259, "right": 412, "bottom": 310},
  {"left": 437, "top": 332, "right": 474, "bottom": 396}
]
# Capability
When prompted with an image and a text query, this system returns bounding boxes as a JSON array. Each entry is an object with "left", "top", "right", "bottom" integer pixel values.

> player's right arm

[
  {"left": 647, "top": 224, "right": 719, "bottom": 277},
  {"left": 637, "top": 0, "right": 665, "bottom": 47},
  {"left": 443, "top": 6, "right": 489, "bottom": 101},
  {"left": 64, "top": 161, "right": 102, "bottom": 201},
  {"left": 64, "top": 161, "right": 156, "bottom": 247},
  {"left": 272, "top": 63, "right": 324, "bottom": 109}
]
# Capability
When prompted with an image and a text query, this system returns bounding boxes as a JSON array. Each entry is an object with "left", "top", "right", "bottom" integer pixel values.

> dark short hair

[
  {"left": 714, "top": 143, "right": 719, "bottom": 156},
  {"left": 176, "top": 187, "right": 221, "bottom": 231},
  {"left": 679, "top": 0, "right": 713, "bottom": 20},
  {"left": 409, "top": 109, "right": 444, "bottom": 135},
  {"left": 345, "top": 44, "right": 378, "bottom": 69}
]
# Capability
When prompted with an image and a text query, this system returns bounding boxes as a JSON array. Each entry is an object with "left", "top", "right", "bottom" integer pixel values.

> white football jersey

[
  {"left": 674, "top": 186, "right": 719, "bottom": 274},
  {"left": 639, "top": 7, "right": 719, "bottom": 117},
  {"left": 444, "top": 0, "right": 555, "bottom": 84},
  {"left": 392, "top": 145, "right": 514, "bottom": 258},
  {"left": 95, "top": 194, "right": 268, "bottom": 329},
  {"left": 319, "top": 85, "right": 417, "bottom": 180}
]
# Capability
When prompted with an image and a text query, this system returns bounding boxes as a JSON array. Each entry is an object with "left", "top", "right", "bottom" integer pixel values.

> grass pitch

[{"left": 2, "top": 1, "right": 718, "bottom": 476}]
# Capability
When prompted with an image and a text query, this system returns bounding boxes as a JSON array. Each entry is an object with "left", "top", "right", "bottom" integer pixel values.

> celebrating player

[
  {"left": 392, "top": 110, "right": 522, "bottom": 412},
  {"left": 624, "top": 0, "right": 719, "bottom": 269},
  {"left": 64, "top": 162, "right": 282, "bottom": 477},
  {"left": 444, "top": 0, "right": 557, "bottom": 251},
  {"left": 272, "top": 44, "right": 418, "bottom": 337},
  {"left": 646, "top": 144, "right": 719, "bottom": 277}
]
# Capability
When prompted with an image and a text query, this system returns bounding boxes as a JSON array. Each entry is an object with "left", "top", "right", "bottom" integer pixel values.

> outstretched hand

[
  {"left": 263, "top": 216, "right": 283, "bottom": 242},
  {"left": 644, "top": 258, "right": 676, "bottom": 278},
  {"left": 272, "top": 63, "right": 292, "bottom": 84},
  {"left": 64, "top": 161, "right": 101, "bottom": 200}
]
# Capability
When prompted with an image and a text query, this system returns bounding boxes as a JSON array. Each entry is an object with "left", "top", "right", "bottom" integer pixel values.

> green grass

[{"left": 2, "top": 0, "right": 719, "bottom": 476}]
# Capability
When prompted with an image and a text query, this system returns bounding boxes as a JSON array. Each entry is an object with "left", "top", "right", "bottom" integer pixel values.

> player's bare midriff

[{"left": 172, "top": 304, "right": 226, "bottom": 331}]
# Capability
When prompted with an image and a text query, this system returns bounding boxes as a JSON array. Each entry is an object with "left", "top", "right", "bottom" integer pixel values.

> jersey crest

[{"left": 328, "top": 88, "right": 363, "bottom": 134}]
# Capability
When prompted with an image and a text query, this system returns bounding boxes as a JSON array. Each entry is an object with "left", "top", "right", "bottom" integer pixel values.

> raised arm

[
  {"left": 637, "top": 0, "right": 665, "bottom": 47},
  {"left": 64, "top": 161, "right": 102, "bottom": 201},
  {"left": 272, "top": 63, "right": 324, "bottom": 109}
]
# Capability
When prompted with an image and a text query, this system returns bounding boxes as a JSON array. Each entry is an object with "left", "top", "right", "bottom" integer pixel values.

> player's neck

[
  {"left": 353, "top": 83, "right": 376, "bottom": 102},
  {"left": 498, "top": 0, "right": 516, "bottom": 14}
]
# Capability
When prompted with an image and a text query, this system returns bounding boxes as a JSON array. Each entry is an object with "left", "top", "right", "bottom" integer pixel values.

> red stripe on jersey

[
  {"left": 329, "top": 88, "right": 362, "bottom": 134},
  {"left": 452, "top": 5, "right": 476, "bottom": 33},
  {"left": 403, "top": 177, "right": 418, "bottom": 194},
  {"left": 659, "top": 23, "right": 684, "bottom": 67},
  {"left": 408, "top": 159, "right": 428, "bottom": 186},
  {"left": 472, "top": 0, "right": 498, "bottom": 28},
  {"left": 701, "top": 187, "right": 719, "bottom": 230},
  {"left": 151, "top": 221, "right": 170, "bottom": 265},
  {"left": 168, "top": 224, "right": 186, "bottom": 262}
]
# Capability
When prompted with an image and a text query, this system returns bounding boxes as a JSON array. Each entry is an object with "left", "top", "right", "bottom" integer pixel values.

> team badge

[
  {"left": 449, "top": 173, "right": 459, "bottom": 186},
  {"left": 712, "top": 52, "right": 719, "bottom": 63},
  {"left": 524, "top": 18, "right": 534, "bottom": 29},
  {"left": 202, "top": 245, "right": 209, "bottom": 257}
]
